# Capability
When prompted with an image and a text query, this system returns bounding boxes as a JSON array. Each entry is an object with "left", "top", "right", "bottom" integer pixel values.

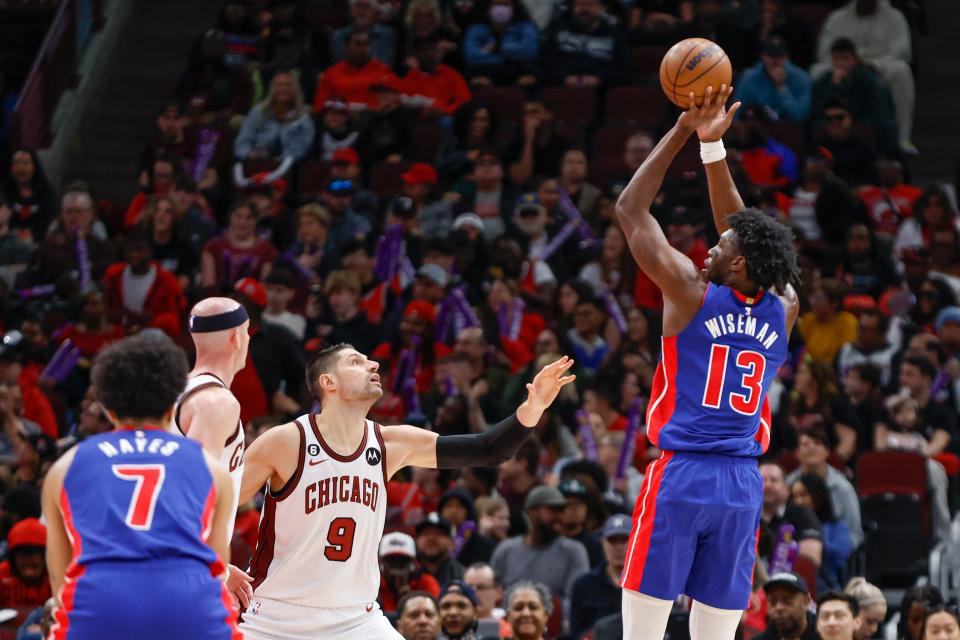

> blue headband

[{"left": 189, "top": 306, "right": 249, "bottom": 333}]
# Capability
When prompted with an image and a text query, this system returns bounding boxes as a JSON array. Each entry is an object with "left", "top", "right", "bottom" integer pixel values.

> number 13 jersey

[
  {"left": 249, "top": 415, "right": 387, "bottom": 608},
  {"left": 647, "top": 283, "right": 788, "bottom": 457}
]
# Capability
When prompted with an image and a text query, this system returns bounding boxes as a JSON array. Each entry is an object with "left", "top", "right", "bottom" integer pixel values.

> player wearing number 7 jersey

[
  {"left": 237, "top": 345, "right": 576, "bottom": 640},
  {"left": 615, "top": 84, "right": 800, "bottom": 640},
  {"left": 40, "top": 333, "right": 240, "bottom": 639}
]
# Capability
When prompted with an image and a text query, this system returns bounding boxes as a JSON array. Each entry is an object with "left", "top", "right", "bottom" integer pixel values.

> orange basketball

[{"left": 659, "top": 38, "right": 732, "bottom": 109}]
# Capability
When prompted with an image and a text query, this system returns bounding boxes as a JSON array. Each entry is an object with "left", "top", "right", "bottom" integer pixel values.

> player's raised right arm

[{"left": 695, "top": 85, "right": 743, "bottom": 234}]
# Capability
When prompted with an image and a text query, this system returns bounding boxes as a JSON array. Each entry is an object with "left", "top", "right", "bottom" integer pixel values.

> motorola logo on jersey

[
  {"left": 308, "top": 443, "right": 321, "bottom": 456},
  {"left": 365, "top": 447, "right": 381, "bottom": 466}
]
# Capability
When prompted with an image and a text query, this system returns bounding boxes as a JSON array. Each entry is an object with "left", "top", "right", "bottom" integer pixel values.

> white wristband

[{"left": 700, "top": 139, "right": 726, "bottom": 164}]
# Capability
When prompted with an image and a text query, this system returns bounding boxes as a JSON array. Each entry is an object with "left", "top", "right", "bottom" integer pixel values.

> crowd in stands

[{"left": 0, "top": 0, "right": 957, "bottom": 638}]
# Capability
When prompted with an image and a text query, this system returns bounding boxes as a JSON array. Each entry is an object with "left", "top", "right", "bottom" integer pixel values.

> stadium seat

[
  {"left": 413, "top": 122, "right": 444, "bottom": 162},
  {"left": 305, "top": 0, "right": 350, "bottom": 30},
  {"left": 590, "top": 123, "right": 639, "bottom": 188},
  {"left": 547, "top": 595, "right": 563, "bottom": 639},
  {"left": 537, "top": 86, "right": 598, "bottom": 126},
  {"left": 298, "top": 159, "right": 331, "bottom": 197},
  {"left": 793, "top": 554, "right": 820, "bottom": 600},
  {"left": 555, "top": 120, "right": 586, "bottom": 150},
  {"left": 470, "top": 85, "right": 527, "bottom": 125},
  {"left": 604, "top": 85, "right": 668, "bottom": 128},
  {"left": 629, "top": 45, "right": 669, "bottom": 82},
  {"left": 856, "top": 450, "right": 927, "bottom": 497},
  {"left": 786, "top": 3, "right": 833, "bottom": 34},
  {"left": 369, "top": 160, "right": 409, "bottom": 196}
]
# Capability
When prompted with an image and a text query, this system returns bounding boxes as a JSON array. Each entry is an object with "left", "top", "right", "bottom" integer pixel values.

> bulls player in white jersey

[
  {"left": 174, "top": 297, "right": 253, "bottom": 605},
  {"left": 238, "top": 344, "right": 576, "bottom": 639}
]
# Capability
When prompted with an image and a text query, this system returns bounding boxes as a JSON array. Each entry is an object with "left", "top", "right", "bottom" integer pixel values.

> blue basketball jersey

[
  {"left": 646, "top": 283, "right": 788, "bottom": 456},
  {"left": 61, "top": 428, "right": 220, "bottom": 569}
]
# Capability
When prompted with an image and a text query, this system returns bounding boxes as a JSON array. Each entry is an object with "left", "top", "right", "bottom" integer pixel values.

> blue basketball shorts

[
  {"left": 620, "top": 451, "right": 763, "bottom": 610},
  {"left": 49, "top": 558, "right": 240, "bottom": 639}
]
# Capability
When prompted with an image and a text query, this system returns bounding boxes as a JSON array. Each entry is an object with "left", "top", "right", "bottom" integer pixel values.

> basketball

[{"left": 659, "top": 38, "right": 733, "bottom": 109}]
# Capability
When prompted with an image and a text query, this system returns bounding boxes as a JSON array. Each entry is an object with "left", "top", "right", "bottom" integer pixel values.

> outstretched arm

[
  {"left": 692, "top": 86, "right": 743, "bottom": 234},
  {"left": 381, "top": 357, "right": 576, "bottom": 478}
]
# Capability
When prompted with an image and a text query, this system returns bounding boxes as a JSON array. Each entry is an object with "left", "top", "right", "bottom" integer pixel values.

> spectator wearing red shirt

[
  {"left": 0, "top": 518, "right": 51, "bottom": 614},
  {"left": 313, "top": 30, "right": 397, "bottom": 112},
  {"left": 373, "top": 300, "right": 452, "bottom": 396},
  {"left": 378, "top": 532, "right": 441, "bottom": 614},
  {"left": 634, "top": 208, "right": 708, "bottom": 311},
  {"left": 399, "top": 34, "right": 471, "bottom": 118},
  {"left": 102, "top": 231, "right": 187, "bottom": 339},
  {"left": 200, "top": 200, "right": 277, "bottom": 293},
  {"left": 856, "top": 158, "right": 922, "bottom": 237},
  {"left": 123, "top": 156, "right": 178, "bottom": 228},
  {"left": 57, "top": 292, "right": 126, "bottom": 359},
  {"left": 0, "top": 343, "right": 57, "bottom": 440}
]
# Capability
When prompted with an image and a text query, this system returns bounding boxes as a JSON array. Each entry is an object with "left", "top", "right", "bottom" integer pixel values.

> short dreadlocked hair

[{"left": 728, "top": 209, "right": 800, "bottom": 293}]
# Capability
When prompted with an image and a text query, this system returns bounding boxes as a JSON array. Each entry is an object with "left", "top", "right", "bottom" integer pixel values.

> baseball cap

[
  {"left": 525, "top": 485, "right": 566, "bottom": 509},
  {"left": 761, "top": 35, "right": 788, "bottom": 57},
  {"left": 515, "top": 193, "right": 545, "bottom": 218},
  {"left": 763, "top": 572, "right": 809, "bottom": 596},
  {"left": 7, "top": 518, "right": 46, "bottom": 550},
  {"left": 234, "top": 277, "right": 267, "bottom": 308},
  {"left": 0, "top": 330, "right": 23, "bottom": 363},
  {"left": 417, "top": 263, "right": 449, "bottom": 288},
  {"left": 559, "top": 478, "right": 589, "bottom": 500},
  {"left": 452, "top": 212, "right": 484, "bottom": 232},
  {"left": 401, "top": 163, "right": 438, "bottom": 186},
  {"left": 331, "top": 148, "right": 360, "bottom": 165},
  {"left": 403, "top": 300, "right": 437, "bottom": 324},
  {"left": 415, "top": 512, "right": 454, "bottom": 537},
  {"left": 602, "top": 514, "right": 632, "bottom": 539},
  {"left": 441, "top": 580, "right": 478, "bottom": 606},
  {"left": 936, "top": 306, "right": 960, "bottom": 332},
  {"left": 379, "top": 531, "right": 417, "bottom": 560}
]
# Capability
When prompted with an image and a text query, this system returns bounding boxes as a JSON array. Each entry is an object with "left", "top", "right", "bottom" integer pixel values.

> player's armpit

[
  {"left": 41, "top": 448, "right": 77, "bottom": 597},
  {"left": 239, "top": 421, "right": 301, "bottom": 504},
  {"left": 181, "top": 388, "right": 241, "bottom": 459}
]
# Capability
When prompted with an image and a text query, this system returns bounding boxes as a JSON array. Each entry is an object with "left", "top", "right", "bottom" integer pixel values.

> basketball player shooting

[
  {"left": 615, "top": 85, "right": 800, "bottom": 640},
  {"left": 237, "top": 346, "right": 575, "bottom": 640}
]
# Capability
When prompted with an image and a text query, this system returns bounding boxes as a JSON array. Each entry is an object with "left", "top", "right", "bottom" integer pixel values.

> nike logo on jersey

[{"left": 308, "top": 458, "right": 329, "bottom": 466}]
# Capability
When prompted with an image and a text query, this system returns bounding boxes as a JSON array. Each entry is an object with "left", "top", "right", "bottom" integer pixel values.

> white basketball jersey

[
  {"left": 249, "top": 415, "right": 387, "bottom": 609},
  {"left": 173, "top": 373, "right": 245, "bottom": 540}
]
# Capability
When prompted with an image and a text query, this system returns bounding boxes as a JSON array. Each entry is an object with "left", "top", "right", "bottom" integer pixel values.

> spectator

[
  {"left": 814, "top": 0, "right": 916, "bottom": 153},
  {"left": 141, "top": 195, "right": 201, "bottom": 289},
  {"left": 462, "top": 0, "right": 540, "bottom": 86},
  {"left": 262, "top": 267, "right": 305, "bottom": 340},
  {"left": 759, "top": 462, "right": 823, "bottom": 567},
  {"left": 55, "top": 292, "right": 125, "bottom": 360},
  {"left": 893, "top": 186, "right": 960, "bottom": 266},
  {"left": 396, "top": 164, "right": 454, "bottom": 240},
  {"left": 438, "top": 488, "right": 496, "bottom": 567},
  {"left": 841, "top": 364, "right": 887, "bottom": 459},
  {"left": 102, "top": 230, "right": 187, "bottom": 339},
  {"left": 438, "top": 580, "right": 480, "bottom": 640},
  {"left": 608, "top": 130, "right": 654, "bottom": 198},
  {"left": 2, "top": 149, "right": 57, "bottom": 243},
  {"left": 399, "top": 33, "right": 471, "bottom": 118},
  {"left": 463, "top": 562, "right": 505, "bottom": 623},
  {"left": 329, "top": 0, "right": 398, "bottom": 66},
  {"left": 816, "top": 592, "right": 862, "bottom": 640},
  {"left": 875, "top": 391, "right": 951, "bottom": 542},
  {"left": 0, "top": 344, "right": 57, "bottom": 440},
  {"left": 124, "top": 156, "right": 181, "bottom": 228},
  {"left": 568, "top": 513, "right": 630, "bottom": 638},
  {"left": 415, "top": 512, "right": 466, "bottom": 588},
  {"left": 626, "top": 0, "right": 692, "bottom": 46},
  {"left": 565, "top": 297, "right": 610, "bottom": 378},
  {"left": 787, "top": 428, "right": 864, "bottom": 549},
  {"left": 490, "top": 485, "right": 590, "bottom": 601},
  {"left": 816, "top": 100, "right": 878, "bottom": 188},
  {"left": 395, "top": 590, "right": 442, "bottom": 640},
  {"left": 166, "top": 177, "right": 216, "bottom": 257},
  {"left": 728, "top": 106, "right": 798, "bottom": 188},
  {"left": 556, "top": 477, "right": 603, "bottom": 566},
  {"left": 734, "top": 36, "right": 812, "bottom": 125},
  {"left": 811, "top": 38, "right": 897, "bottom": 155},
  {"left": 380, "top": 533, "right": 443, "bottom": 616},
  {"left": 0, "top": 518, "right": 50, "bottom": 612},
  {"left": 502, "top": 581, "right": 552, "bottom": 640},
  {"left": 757, "top": 0, "right": 816, "bottom": 70},
  {"left": 321, "top": 179, "right": 372, "bottom": 253},
  {"left": 355, "top": 76, "right": 416, "bottom": 169},
  {"left": 454, "top": 149, "right": 518, "bottom": 240},
  {"left": 475, "top": 495, "right": 512, "bottom": 543},
  {"left": 287, "top": 204, "right": 331, "bottom": 284},
  {"left": 139, "top": 102, "right": 192, "bottom": 176},
  {"left": 435, "top": 102, "right": 499, "bottom": 183},
  {"left": 506, "top": 100, "right": 571, "bottom": 187},
  {"left": 233, "top": 72, "right": 315, "bottom": 184},
  {"left": 373, "top": 301, "right": 451, "bottom": 397},
  {"left": 674, "top": 0, "right": 755, "bottom": 68},
  {"left": 314, "top": 98, "right": 360, "bottom": 161},
  {"left": 402, "top": 0, "right": 458, "bottom": 65},
  {"left": 755, "top": 572, "right": 818, "bottom": 640},
  {"left": 559, "top": 149, "right": 602, "bottom": 231},
  {"left": 837, "top": 310, "right": 898, "bottom": 387},
  {"left": 899, "top": 586, "right": 944, "bottom": 640},
  {"left": 578, "top": 224, "right": 636, "bottom": 301},
  {"left": 200, "top": 200, "right": 277, "bottom": 291},
  {"left": 897, "top": 356, "right": 957, "bottom": 461},
  {"left": 844, "top": 577, "right": 887, "bottom": 640},
  {"left": 836, "top": 223, "right": 899, "bottom": 299},
  {"left": 317, "top": 270, "right": 379, "bottom": 354},
  {"left": 799, "top": 280, "right": 858, "bottom": 365},
  {"left": 789, "top": 474, "right": 853, "bottom": 588},
  {"left": 0, "top": 193, "right": 35, "bottom": 279},
  {"left": 246, "top": 175, "right": 296, "bottom": 250},
  {"left": 540, "top": 0, "right": 628, "bottom": 88},
  {"left": 328, "top": 148, "right": 379, "bottom": 217},
  {"left": 920, "top": 607, "right": 960, "bottom": 640},
  {"left": 634, "top": 207, "right": 709, "bottom": 312},
  {"left": 314, "top": 30, "right": 398, "bottom": 112}
]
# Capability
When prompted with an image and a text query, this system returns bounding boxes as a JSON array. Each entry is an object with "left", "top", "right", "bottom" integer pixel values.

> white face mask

[{"left": 489, "top": 5, "right": 513, "bottom": 23}]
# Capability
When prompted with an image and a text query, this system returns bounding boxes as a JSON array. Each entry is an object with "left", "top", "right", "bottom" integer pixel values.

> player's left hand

[
  {"left": 518, "top": 356, "right": 576, "bottom": 425},
  {"left": 677, "top": 84, "right": 740, "bottom": 142},
  {"left": 226, "top": 564, "right": 254, "bottom": 609}
]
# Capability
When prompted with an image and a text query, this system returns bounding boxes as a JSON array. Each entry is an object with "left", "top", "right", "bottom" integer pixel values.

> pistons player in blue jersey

[
  {"left": 615, "top": 85, "right": 801, "bottom": 640},
  {"left": 40, "top": 334, "right": 241, "bottom": 639}
]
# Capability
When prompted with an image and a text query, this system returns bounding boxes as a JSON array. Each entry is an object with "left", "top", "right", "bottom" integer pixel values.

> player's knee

[{"left": 691, "top": 600, "right": 742, "bottom": 617}]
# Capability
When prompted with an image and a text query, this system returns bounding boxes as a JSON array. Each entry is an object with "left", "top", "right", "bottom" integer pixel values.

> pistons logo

[
  {"left": 365, "top": 447, "right": 381, "bottom": 466},
  {"left": 308, "top": 443, "right": 321, "bottom": 456}
]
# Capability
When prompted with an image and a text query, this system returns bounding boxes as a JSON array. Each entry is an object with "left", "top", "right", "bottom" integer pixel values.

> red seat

[
  {"left": 630, "top": 45, "right": 669, "bottom": 81},
  {"left": 856, "top": 450, "right": 927, "bottom": 497},
  {"left": 604, "top": 85, "right": 668, "bottom": 127},
  {"left": 413, "top": 123, "right": 444, "bottom": 162},
  {"left": 299, "top": 159, "right": 331, "bottom": 197},
  {"left": 786, "top": 3, "right": 832, "bottom": 34},
  {"left": 305, "top": 0, "right": 349, "bottom": 30},
  {"left": 537, "top": 86, "right": 598, "bottom": 125},
  {"left": 793, "top": 554, "right": 819, "bottom": 600},
  {"left": 547, "top": 595, "right": 563, "bottom": 639},
  {"left": 766, "top": 122, "right": 804, "bottom": 156},
  {"left": 369, "top": 160, "right": 408, "bottom": 196},
  {"left": 242, "top": 157, "right": 281, "bottom": 178},
  {"left": 471, "top": 85, "right": 527, "bottom": 125}
]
